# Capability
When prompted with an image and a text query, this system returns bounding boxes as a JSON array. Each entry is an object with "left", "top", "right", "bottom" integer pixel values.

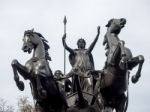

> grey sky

[{"left": 0, "top": 0, "right": 150, "bottom": 111}]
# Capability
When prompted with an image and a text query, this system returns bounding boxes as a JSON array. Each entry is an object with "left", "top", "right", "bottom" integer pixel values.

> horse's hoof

[
  {"left": 131, "top": 75, "right": 139, "bottom": 83},
  {"left": 139, "top": 55, "right": 144, "bottom": 63},
  {"left": 17, "top": 81, "right": 25, "bottom": 91},
  {"left": 11, "top": 59, "right": 18, "bottom": 66}
]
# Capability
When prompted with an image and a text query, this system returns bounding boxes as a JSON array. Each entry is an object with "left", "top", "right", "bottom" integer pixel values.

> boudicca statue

[
  {"left": 11, "top": 18, "right": 144, "bottom": 112},
  {"left": 62, "top": 26, "right": 100, "bottom": 93}
]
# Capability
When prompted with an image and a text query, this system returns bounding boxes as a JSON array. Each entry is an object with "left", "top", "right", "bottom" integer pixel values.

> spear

[{"left": 63, "top": 16, "right": 67, "bottom": 75}]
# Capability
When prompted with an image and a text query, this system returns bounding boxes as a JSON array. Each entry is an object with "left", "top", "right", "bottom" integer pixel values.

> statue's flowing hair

[{"left": 24, "top": 30, "right": 51, "bottom": 61}]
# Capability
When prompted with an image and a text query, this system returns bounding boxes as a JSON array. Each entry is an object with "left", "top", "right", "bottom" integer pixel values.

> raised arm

[
  {"left": 87, "top": 26, "right": 100, "bottom": 53},
  {"left": 62, "top": 33, "right": 74, "bottom": 54}
]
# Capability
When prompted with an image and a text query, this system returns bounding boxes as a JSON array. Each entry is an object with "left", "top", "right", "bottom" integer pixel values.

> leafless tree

[
  {"left": 0, "top": 98, "right": 14, "bottom": 112},
  {"left": 17, "top": 96, "right": 35, "bottom": 112}
]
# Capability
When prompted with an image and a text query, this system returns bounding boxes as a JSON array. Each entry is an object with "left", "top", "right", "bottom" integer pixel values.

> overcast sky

[{"left": 0, "top": 0, "right": 150, "bottom": 111}]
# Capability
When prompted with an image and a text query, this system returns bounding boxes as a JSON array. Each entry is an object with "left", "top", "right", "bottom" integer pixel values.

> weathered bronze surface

[
  {"left": 11, "top": 18, "right": 144, "bottom": 112},
  {"left": 11, "top": 29, "right": 68, "bottom": 112},
  {"left": 92, "top": 18, "right": 144, "bottom": 112}
]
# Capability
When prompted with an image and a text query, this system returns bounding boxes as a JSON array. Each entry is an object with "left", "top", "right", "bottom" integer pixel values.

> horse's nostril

[
  {"left": 22, "top": 45, "right": 27, "bottom": 50},
  {"left": 120, "top": 18, "right": 126, "bottom": 24},
  {"left": 120, "top": 18, "right": 124, "bottom": 21}
]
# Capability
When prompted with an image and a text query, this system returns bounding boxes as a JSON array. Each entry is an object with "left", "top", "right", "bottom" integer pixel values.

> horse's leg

[
  {"left": 119, "top": 40, "right": 126, "bottom": 57},
  {"left": 91, "top": 70, "right": 104, "bottom": 106},
  {"left": 35, "top": 75, "right": 48, "bottom": 99},
  {"left": 127, "top": 55, "right": 144, "bottom": 83},
  {"left": 11, "top": 59, "right": 30, "bottom": 91},
  {"left": 91, "top": 77, "right": 101, "bottom": 105},
  {"left": 116, "top": 94, "right": 127, "bottom": 112},
  {"left": 119, "top": 40, "right": 127, "bottom": 70},
  {"left": 107, "top": 44, "right": 120, "bottom": 66}
]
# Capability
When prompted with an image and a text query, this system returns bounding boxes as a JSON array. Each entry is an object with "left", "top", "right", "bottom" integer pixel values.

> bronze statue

[
  {"left": 62, "top": 26, "right": 100, "bottom": 92},
  {"left": 11, "top": 18, "right": 145, "bottom": 112},
  {"left": 11, "top": 29, "right": 68, "bottom": 112},
  {"left": 91, "top": 18, "right": 144, "bottom": 112}
]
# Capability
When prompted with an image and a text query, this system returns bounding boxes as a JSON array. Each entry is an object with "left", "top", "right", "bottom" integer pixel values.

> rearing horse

[
  {"left": 91, "top": 18, "right": 144, "bottom": 112},
  {"left": 11, "top": 29, "right": 68, "bottom": 112}
]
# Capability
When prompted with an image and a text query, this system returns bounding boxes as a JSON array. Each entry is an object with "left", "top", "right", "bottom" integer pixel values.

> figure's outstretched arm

[
  {"left": 62, "top": 33, "right": 74, "bottom": 54},
  {"left": 87, "top": 26, "right": 100, "bottom": 53}
]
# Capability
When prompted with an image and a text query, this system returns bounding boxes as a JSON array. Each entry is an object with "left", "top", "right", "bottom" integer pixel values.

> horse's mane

[{"left": 24, "top": 30, "right": 51, "bottom": 61}]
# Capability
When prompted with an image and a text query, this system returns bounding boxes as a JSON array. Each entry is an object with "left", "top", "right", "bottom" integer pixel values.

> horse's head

[
  {"left": 106, "top": 18, "right": 126, "bottom": 34},
  {"left": 22, "top": 29, "right": 38, "bottom": 53},
  {"left": 22, "top": 29, "right": 51, "bottom": 60}
]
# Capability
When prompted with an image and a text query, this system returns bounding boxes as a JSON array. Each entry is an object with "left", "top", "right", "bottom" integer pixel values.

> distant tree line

[{"left": 0, "top": 96, "right": 35, "bottom": 112}]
